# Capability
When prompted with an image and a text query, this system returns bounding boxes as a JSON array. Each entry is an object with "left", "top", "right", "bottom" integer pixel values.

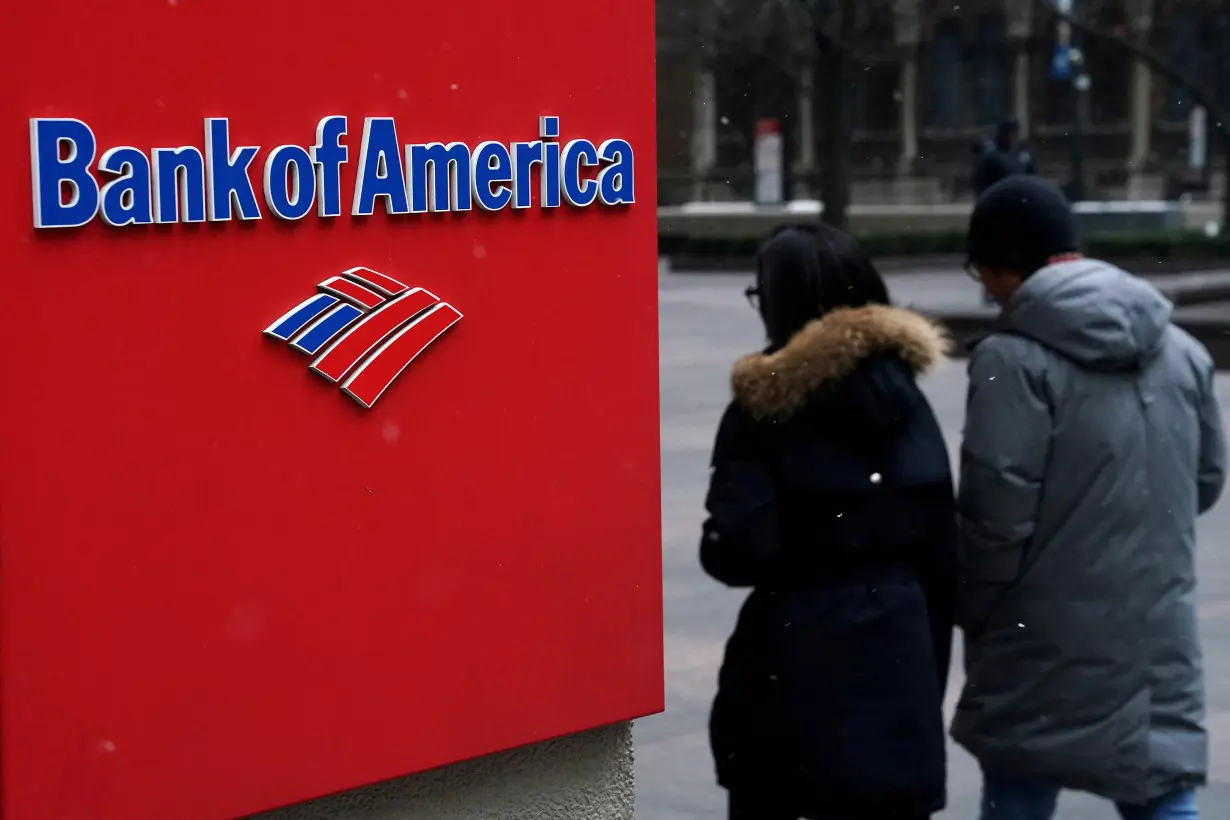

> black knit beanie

[{"left": 966, "top": 176, "right": 1079, "bottom": 275}]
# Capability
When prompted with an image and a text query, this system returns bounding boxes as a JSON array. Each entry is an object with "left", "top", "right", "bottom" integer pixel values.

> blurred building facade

[{"left": 657, "top": 0, "right": 1223, "bottom": 204}]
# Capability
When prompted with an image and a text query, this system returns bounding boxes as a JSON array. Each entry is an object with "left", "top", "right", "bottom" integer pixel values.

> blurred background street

[
  {"left": 657, "top": 0, "right": 1228, "bottom": 213},
  {"left": 642, "top": 1, "right": 1230, "bottom": 815},
  {"left": 638, "top": 271, "right": 1230, "bottom": 819}
]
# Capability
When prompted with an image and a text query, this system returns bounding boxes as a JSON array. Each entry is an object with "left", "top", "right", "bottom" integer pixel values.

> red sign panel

[{"left": 0, "top": 1, "right": 662, "bottom": 818}]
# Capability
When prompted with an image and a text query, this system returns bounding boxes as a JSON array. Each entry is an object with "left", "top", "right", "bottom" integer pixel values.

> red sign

[{"left": 0, "top": 1, "right": 662, "bottom": 818}]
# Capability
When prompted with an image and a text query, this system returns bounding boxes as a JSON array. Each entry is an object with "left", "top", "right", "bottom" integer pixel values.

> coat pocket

[{"left": 956, "top": 521, "right": 1026, "bottom": 634}]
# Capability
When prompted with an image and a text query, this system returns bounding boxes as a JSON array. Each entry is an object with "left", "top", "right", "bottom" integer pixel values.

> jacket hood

[
  {"left": 731, "top": 305, "right": 950, "bottom": 421},
  {"left": 1002, "top": 258, "right": 1173, "bottom": 370}
]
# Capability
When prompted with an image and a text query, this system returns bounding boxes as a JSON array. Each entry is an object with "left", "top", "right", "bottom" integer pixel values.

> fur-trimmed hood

[{"left": 731, "top": 305, "right": 951, "bottom": 421}]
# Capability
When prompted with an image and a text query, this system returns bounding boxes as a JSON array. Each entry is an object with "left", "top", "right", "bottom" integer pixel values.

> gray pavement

[
  {"left": 656, "top": 199, "right": 1224, "bottom": 236},
  {"left": 880, "top": 267, "right": 1230, "bottom": 315},
  {"left": 664, "top": 264, "right": 1230, "bottom": 317},
  {"left": 1179, "top": 301, "right": 1230, "bottom": 321},
  {"left": 637, "top": 272, "right": 1230, "bottom": 819}
]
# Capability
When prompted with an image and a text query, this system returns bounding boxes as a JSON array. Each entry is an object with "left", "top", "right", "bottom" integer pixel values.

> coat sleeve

[
  {"left": 1196, "top": 358, "right": 1226, "bottom": 515},
  {"left": 957, "top": 337, "right": 1052, "bottom": 630},
  {"left": 698, "top": 403, "right": 781, "bottom": 588}
]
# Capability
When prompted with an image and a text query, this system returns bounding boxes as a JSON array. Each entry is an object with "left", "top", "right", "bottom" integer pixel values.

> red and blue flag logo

[{"left": 264, "top": 267, "right": 461, "bottom": 408}]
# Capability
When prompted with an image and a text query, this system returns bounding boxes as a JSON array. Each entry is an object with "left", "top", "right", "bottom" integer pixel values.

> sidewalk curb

[
  {"left": 664, "top": 254, "right": 1230, "bottom": 276},
  {"left": 931, "top": 310, "right": 1230, "bottom": 369}
]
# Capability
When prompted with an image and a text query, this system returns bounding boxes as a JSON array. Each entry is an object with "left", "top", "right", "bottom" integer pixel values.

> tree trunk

[
  {"left": 815, "top": 0, "right": 855, "bottom": 230},
  {"left": 1221, "top": 129, "right": 1230, "bottom": 231}
]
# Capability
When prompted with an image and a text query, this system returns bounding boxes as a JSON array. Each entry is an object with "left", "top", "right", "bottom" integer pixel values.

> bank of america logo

[{"left": 264, "top": 267, "right": 462, "bottom": 409}]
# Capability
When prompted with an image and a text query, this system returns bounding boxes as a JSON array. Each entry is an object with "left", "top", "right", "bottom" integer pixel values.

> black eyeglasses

[{"left": 744, "top": 284, "right": 760, "bottom": 309}]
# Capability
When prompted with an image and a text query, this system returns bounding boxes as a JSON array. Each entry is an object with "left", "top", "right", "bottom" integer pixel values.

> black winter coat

[{"left": 700, "top": 305, "right": 958, "bottom": 819}]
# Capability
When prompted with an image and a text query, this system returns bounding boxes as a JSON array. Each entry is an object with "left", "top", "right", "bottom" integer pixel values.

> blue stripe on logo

[
  {"left": 294, "top": 304, "right": 364, "bottom": 354},
  {"left": 267, "top": 293, "right": 339, "bottom": 341}
]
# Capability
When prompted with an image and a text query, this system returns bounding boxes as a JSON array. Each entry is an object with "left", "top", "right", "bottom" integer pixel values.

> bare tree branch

[
  {"left": 700, "top": 0, "right": 873, "bottom": 67},
  {"left": 1037, "top": 0, "right": 1226, "bottom": 125},
  {"left": 1038, "top": 0, "right": 1230, "bottom": 220},
  {"left": 806, "top": 0, "right": 867, "bottom": 64}
]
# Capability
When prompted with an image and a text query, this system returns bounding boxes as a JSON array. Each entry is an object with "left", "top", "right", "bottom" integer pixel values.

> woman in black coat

[{"left": 701, "top": 225, "right": 957, "bottom": 820}]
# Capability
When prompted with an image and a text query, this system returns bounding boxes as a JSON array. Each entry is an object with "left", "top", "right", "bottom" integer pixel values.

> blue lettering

[
  {"left": 29, "top": 118, "right": 99, "bottom": 229},
  {"left": 204, "top": 118, "right": 260, "bottom": 221},
  {"left": 511, "top": 141, "right": 543, "bottom": 209},
  {"left": 98, "top": 147, "right": 153, "bottom": 226},
  {"left": 560, "top": 139, "right": 599, "bottom": 207},
  {"left": 540, "top": 116, "right": 561, "bottom": 208},
  {"left": 408, "top": 142, "right": 471, "bottom": 213},
  {"left": 28, "top": 115, "right": 636, "bottom": 228},
  {"left": 470, "top": 143, "right": 512, "bottom": 211},
  {"left": 597, "top": 139, "right": 634, "bottom": 206},
  {"left": 310, "top": 115, "right": 348, "bottom": 217},
  {"left": 152, "top": 147, "right": 207, "bottom": 223},
  {"left": 351, "top": 117, "right": 408, "bottom": 216},
  {"left": 264, "top": 145, "right": 316, "bottom": 220},
  {"left": 539, "top": 116, "right": 560, "bottom": 140}
]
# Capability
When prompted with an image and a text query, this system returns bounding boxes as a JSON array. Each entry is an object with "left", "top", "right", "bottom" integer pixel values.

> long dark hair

[{"left": 753, "top": 224, "right": 890, "bottom": 350}]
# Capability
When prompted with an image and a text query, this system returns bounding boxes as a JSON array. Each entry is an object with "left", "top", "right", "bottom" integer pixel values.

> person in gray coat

[{"left": 954, "top": 176, "right": 1226, "bottom": 820}]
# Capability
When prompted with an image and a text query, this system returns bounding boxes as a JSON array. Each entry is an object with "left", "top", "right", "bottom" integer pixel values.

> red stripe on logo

[
  {"left": 318, "top": 276, "right": 387, "bottom": 309},
  {"left": 309, "top": 288, "right": 440, "bottom": 382},
  {"left": 341, "top": 303, "right": 463, "bottom": 408},
  {"left": 341, "top": 266, "right": 409, "bottom": 296}
]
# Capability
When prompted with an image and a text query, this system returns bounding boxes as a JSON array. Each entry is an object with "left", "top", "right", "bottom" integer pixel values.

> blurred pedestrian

[
  {"left": 971, "top": 118, "right": 1035, "bottom": 198},
  {"left": 700, "top": 224, "right": 958, "bottom": 820},
  {"left": 955, "top": 176, "right": 1227, "bottom": 820}
]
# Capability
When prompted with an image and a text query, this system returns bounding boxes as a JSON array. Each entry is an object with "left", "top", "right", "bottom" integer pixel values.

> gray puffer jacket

[{"left": 952, "top": 258, "right": 1226, "bottom": 803}]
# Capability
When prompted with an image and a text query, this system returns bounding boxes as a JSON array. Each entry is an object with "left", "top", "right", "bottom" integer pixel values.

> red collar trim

[{"left": 1047, "top": 252, "right": 1083, "bottom": 265}]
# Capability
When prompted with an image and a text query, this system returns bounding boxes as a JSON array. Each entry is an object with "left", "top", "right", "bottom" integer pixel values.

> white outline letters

[{"left": 29, "top": 115, "right": 635, "bottom": 228}]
